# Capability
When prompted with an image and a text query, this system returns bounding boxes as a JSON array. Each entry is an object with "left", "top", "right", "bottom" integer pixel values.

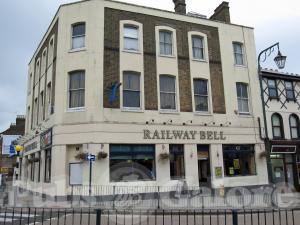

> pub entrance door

[{"left": 197, "top": 145, "right": 211, "bottom": 187}]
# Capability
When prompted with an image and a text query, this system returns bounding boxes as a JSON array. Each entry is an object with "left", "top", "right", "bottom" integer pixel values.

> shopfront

[{"left": 270, "top": 143, "right": 300, "bottom": 191}]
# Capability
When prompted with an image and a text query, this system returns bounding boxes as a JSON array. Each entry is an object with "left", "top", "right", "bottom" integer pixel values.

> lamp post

[{"left": 258, "top": 42, "right": 287, "bottom": 183}]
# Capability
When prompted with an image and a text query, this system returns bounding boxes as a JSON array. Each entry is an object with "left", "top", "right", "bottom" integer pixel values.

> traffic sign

[{"left": 86, "top": 154, "right": 96, "bottom": 161}]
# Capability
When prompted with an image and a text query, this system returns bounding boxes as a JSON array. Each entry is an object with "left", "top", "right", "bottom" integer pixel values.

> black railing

[{"left": 0, "top": 208, "right": 299, "bottom": 225}]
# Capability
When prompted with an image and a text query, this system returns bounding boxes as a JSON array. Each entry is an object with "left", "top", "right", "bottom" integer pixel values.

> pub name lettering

[{"left": 143, "top": 130, "right": 226, "bottom": 140}]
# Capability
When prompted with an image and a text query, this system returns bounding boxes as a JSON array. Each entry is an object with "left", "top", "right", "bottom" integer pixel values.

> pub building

[
  {"left": 262, "top": 69, "right": 300, "bottom": 191},
  {"left": 16, "top": 0, "right": 269, "bottom": 199}
]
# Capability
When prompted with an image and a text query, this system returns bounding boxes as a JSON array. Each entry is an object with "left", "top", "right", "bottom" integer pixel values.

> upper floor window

[
  {"left": 123, "top": 72, "right": 141, "bottom": 108},
  {"left": 28, "top": 73, "right": 32, "bottom": 95},
  {"left": 192, "top": 36, "right": 204, "bottom": 60},
  {"left": 233, "top": 42, "right": 244, "bottom": 65},
  {"left": 290, "top": 114, "right": 299, "bottom": 139},
  {"left": 47, "top": 82, "right": 52, "bottom": 115},
  {"left": 193, "top": 79, "right": 208, "bottom": 112},
  {"left": 123, "top": 25, "right": 139, "bottom": 51},
  {"left": 285, "top": 81, "right": 295, "bottom": 100},
  {"left": 72, "top": 23, "right": 85, "bottom": 49},
  {"left": 272, "top": 113, "right": 284, "bottom": 139},
  {"left": 159, "top": 31, "right": 173, "bottom": 56},
  {"left": 48, "top": 36, "right": 55, "bottom": 63},
  {"left": 160, "top": 75, "right": 176, "bottom": 110},
  {"left": 236, "top": 83, "right": 249, "bottom": 114},
  {"left": 41, "top": 48, "right": 47, "bottom": 75},
  {"left": 267, "top": 79, "right": 278, "bottom": 99},
  {"left": 35, "top": 59, "right": 40, "bottom": 84},
  {"left": 69, "top": 71, "right": 85, "bottom": 109}
]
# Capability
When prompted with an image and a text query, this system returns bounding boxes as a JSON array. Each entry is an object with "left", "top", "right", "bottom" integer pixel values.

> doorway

[
  {"left": 271, "top": 154, "right": 299, "bottom": 191},
  {"left": 197, "top": 145, "right": 211, "bottom": 187}
]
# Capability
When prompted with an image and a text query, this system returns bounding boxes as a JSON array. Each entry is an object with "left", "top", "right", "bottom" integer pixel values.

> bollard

[
  {"left": 96, "top": 209, "right": 102, "bottom": 225},
  {"left": 232, "top": 210, "right": 238, "bottom": 225}
]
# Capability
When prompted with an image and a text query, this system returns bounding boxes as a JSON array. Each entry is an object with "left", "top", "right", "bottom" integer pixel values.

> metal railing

[
  {"left": 68, "top": 185, "right": 277, "bottom": 209},
  {"left": 0, "top": 207, "right": 299, "bottom": 225}
]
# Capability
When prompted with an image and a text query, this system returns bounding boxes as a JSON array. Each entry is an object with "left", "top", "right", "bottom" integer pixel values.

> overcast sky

[{"left": 0, "top": 0, "right": 299, "bottom": 132}]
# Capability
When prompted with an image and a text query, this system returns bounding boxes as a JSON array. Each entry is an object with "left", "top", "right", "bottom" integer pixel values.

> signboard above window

[
  {"left": 271, "top": 145, "right": 296, "bottom": 154},
  {"left": 40, "top": 128, "right": 52, "bottom": 149}
]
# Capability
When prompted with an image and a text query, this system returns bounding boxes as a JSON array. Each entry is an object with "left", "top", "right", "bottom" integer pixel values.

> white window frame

[
  {"left": 120, "top": 20, "right": 143, "bottom": 54},
  {"left": 41, "top": 48, "right": 47, "bottom": 76},
  {"left": 188, "top": 31, "right": 208, "bottom": 62},
  {"left": 28, "top": 73, "right": 32, "bottom": 95},
  {"left": 123, "top": 25, "right": 139, "bottom": 52},
  {"left": 121, "top": 71, "right": 142, "bottom": 111},
  {"left": 67, "top": 70, "right": 86, "bottom": 111},
  {"left": 156, "top": 26, "right": 177, "bottom": 58},
  {"left": 236, "top": 82, "right": 250, "bottom": 115},
  {"left": 159, "top": 75, "right": 178, "bottom": 112},
  {"left": 233, "top": 42, "right": 245, "bottom": 66},
  {"left": 46, "top": 82, "right": 52, "bottom": 117},
  {"left": 34, "top": 97, "right": 38, "bottom": 126},
  {"left": 191, "top": 36, "right": 204, "bottom": 60},
  {"left": 71, "top": 22, "right": 86, "bottom": 51},
  {"left": 193, "top": 79, "right": 210, "bottom": 113},
  {"left": 35, "top": 58, "right": 40, "bottom": 85},
  {"left": 285, "top": 81, "right": 295, "bottom": 100},
  {"left": 48, "top": 35, "right": 55, "bottom": 64}
]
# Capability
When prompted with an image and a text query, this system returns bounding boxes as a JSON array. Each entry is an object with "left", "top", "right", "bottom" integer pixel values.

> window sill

[
  {"left": 69, "top": 47, "right": 86, "bottom": 53},
  {"left": 194, "top": 111, "right": 212, "bottom": 116},
  {"left": 66, "top": 107, "right": 85, "bottom": 113},
  {"left": 237, "top": 113, "right": 253, "bottom": 118},
  {"left": 234, "top": 64, "right": 247, "bottom": 68},
  {"left": 159, "top": 110, "right": 180, "bottom": 115},
  {"left": 286, "top": 98, "right": 296, "bottom": 102},
  {"left": 192, "top": 58, "right": 207, "bottom": 63},
  {"left": 122, "top": 49, "right": 141, "bottom": 54},
  {"left": 121, "top": 108, "right": 144, "bottom": 113},
  {"left": 269, "top": 97, "right": 280, "bottom": 101},
  {"left": 159, "top": 54, "right": 176, "bottom": 59}
]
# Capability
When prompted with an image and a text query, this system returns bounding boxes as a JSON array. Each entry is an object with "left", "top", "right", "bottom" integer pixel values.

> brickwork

[
  {"left": 210, "top": 2, "right": 231, "bottom": 23},
  {"left": 104, "top": 8, "right": 226, "bottom": 114}
]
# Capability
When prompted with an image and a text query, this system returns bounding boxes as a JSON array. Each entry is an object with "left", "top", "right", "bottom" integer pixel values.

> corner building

[{"left": 18, "top": 0, "right": 268, "bottom": 198}]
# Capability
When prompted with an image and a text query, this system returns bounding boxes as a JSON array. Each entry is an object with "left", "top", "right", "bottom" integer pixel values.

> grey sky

[{"left": 0, "top": 0, "right": 299, "bottom": 132}]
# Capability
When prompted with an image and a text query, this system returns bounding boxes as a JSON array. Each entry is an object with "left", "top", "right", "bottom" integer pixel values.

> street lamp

[
  {"left": 274, "top": 51, "right": 287, "bottom": 69},
  {"left": 257, "top": 42, "right": 287, "bottom": 183}
]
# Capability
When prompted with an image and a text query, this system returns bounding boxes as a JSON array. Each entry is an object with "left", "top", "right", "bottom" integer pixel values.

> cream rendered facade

[{"left": 18, "top": 0, "right": 268, "bottom": 198}]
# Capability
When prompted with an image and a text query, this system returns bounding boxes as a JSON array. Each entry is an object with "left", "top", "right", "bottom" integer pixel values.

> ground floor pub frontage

[
  {"left": 270, "top": 141, "right": 300, "bottom": 192},
  {"left": 17, "top": 124, "right": 269, "bottom": 198}
]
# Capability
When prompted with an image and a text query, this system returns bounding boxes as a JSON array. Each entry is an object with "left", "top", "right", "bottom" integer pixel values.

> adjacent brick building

[{"left": 0, "top": 115, "right": 25, "bottom": 182}]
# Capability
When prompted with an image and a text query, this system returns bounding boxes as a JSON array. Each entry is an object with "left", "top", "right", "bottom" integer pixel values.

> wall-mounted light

[
  {"left": 146, "top": 119, "right": 155, "bottom": 125},
  {"left": 224, "top": 121, "right": 232, "bottom": 126}
]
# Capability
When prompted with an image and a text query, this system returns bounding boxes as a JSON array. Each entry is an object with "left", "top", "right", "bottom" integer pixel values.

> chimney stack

[
  {"left": 210, "top": 1, "right": 231, "bottom": 23},
  {"left": 173, "top": 0, "right": 186, "bottom": 15}
]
